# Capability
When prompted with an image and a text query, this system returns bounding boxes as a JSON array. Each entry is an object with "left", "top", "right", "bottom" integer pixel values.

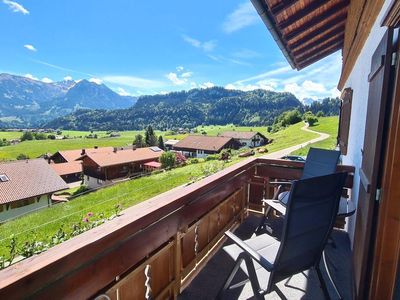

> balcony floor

[{"left": 179, "top": 214, "right": 353, "bottom": 300}]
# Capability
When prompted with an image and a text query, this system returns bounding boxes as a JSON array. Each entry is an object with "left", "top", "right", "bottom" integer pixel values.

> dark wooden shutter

[
  {"left": 337, "top": 87, "right": 353, "bottom": 154},
  {"left": 353, "top": 29, "right": 393, "bottom": 299}
]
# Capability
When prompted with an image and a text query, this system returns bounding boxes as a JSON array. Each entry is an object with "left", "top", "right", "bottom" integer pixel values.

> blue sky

[{"left": 0, "top": 0, "right": 341, "bottom": 100}]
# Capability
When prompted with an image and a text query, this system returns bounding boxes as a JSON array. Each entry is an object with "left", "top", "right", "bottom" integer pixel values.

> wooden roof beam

[
  {"left": 294, "top": 33, "right": 344, "bottom": 59},
  {"left": 284, "top": 3, "right": 349, "bottom": 40},
  {"left": 270, "top": 0, "right": 299, "bottom": 15},
  {"left": 278, "top": 0, "right": 339, "bottom": 29},
  {"left": 297, "top": 43, "right": 343, "bottom": 69},
  {"left": 291, "top": 25, "right": 345, "bottom": 55},
  {"left": 288, "top": 13, "right": 347, "bottom": 48}
]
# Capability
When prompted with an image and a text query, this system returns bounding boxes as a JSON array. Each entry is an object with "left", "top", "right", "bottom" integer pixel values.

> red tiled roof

[
  {"left": 0, "top": 159, "right": 68, "bottom": 204},
  {"left": 84, "top": 147, "right": 164, "bottom": 167},
  {"left": 57, "top": 147, "right": 114, "bottom": 162},
  {"left": 173, "top": 135, "right": 233, "bottom": 152},
  {"left": 50, "top": 161, "right": 83, "bottom": 176},
  {"left": 144, "top": 161, "right": 162, "bottom": 168}
]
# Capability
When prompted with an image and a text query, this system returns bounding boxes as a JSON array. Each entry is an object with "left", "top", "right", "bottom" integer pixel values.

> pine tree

[
  {"left": 145, "top": 125, "right": 157, "bottom": 146},
  {"left": 134, "top": 134, "right": 144, "bottom": 148},
  {"left": 158, "top": 136, "right": 165, "bottom": 149}
]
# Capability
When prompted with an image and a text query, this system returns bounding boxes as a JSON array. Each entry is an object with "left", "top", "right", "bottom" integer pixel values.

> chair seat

[{"left": 223, "top": 234, "right": 280, "bottom": 288}]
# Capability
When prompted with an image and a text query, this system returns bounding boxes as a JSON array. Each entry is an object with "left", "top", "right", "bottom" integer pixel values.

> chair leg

[
  {"left": 316, "top": 265, "right": 331, "bottom": 300},
  {"left": 322, "top": 251, "right": 343, "bottom": 300},
  {"left": 217, "top": 256, "right": 244, "bottom": 299},
  {"left": 243, "top": 255, "right": 264, "bottom": 300}
]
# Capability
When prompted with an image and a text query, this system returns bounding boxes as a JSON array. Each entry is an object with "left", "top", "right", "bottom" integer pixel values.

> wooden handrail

[{"left": 0, "top": 157, "right": 355, "bottom": 299}]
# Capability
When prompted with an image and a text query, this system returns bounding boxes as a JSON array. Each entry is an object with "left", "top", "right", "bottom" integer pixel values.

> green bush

[
  {"left": 160, "top": 151, "right": 176, "bottom": 168},
  {"left": 205, "top": 154, "right": 219, "bottom": 161},
  {"left": 20, "top": 131, "right": 33, "bottom": 141},
  {"left": 72, "top": 185, "right": 90, "bottom": 196},
  {"left": 16, "top": 153, "right": 29, "bottom": 160},
  {"left": 189, "top": 158, "right": 199, "bottom": 164}
]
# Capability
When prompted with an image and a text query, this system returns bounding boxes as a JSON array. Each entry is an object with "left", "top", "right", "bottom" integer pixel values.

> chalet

[
  {"left": 79, "top": 147, "right": 164, "bottom": 188},
  {"left": 164, "top": 139, "right": 180, "bottom": 151},
  {"left": 0, "top": 159, "right": 68, "bottom": 222},
  {"left": 50, "top": 147, "right": 114, "bottom": 164},
  {"left": 50, "top": 161, "right": 83, "bottom": 184},
  {"left": 173, "top": 135, "right": 239, "bottom": 158},
  {"left": 221, "top": 131, "right": 268, "bottom": 147}
]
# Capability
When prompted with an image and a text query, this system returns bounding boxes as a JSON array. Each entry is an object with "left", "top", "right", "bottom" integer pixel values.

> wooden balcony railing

[{"left": 0, "top": 158, "right": 355, "bottom": 300}]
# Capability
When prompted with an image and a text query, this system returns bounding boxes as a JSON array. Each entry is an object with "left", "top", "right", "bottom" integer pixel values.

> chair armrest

[
  {"left": 262, "top": 199, "right": 286, "bottom": 214},
  {"left": 269, "top": 180, "right": 293, "bottom": 186},
  {"left": 225, "top": 231, "right": 274, "bottom": 271}
]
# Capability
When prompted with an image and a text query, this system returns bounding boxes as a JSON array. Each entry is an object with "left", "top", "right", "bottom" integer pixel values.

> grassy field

[
  {"left": 0, "top": 117, "right": 339, "bottom": 260},
  {"left": 291, "top": 116, "right": 339, "bottom": 156}
]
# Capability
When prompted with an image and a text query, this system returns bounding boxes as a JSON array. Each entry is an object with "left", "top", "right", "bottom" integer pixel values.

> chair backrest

[
  {"left": 268, "top": 172, "right": 347, "bottom": 288},
  {"left": 301, "top": 148, "right": 341, "bottom": 180}
]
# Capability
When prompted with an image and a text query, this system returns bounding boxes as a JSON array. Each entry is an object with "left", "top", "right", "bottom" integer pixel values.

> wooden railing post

[{"left": 173, "top": 231, "right": 182, "bottom": 299}]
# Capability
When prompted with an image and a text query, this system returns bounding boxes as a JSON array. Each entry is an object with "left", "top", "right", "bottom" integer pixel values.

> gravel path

[{"left": 262, "top": 123, "right": 330, "bottom": 159}]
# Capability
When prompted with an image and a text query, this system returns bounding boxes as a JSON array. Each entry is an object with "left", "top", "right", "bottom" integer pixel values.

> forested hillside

[{"left": 45, "top": 87, "right": 303, "bottom": 130}]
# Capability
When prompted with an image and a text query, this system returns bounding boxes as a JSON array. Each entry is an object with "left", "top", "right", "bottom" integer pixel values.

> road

[{"left": 262, "top": 123, "right": 330, "bottom": 159}]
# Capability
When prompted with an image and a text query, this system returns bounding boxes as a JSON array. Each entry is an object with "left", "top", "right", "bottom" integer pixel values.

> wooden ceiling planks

[{"left": 259, "top": 0, "right": 350, "bottom": 69}]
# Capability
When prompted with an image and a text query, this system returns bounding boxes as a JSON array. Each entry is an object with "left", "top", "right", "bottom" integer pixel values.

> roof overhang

[{"left": 251, "top": 0, "right": 350, "bottom": 70}]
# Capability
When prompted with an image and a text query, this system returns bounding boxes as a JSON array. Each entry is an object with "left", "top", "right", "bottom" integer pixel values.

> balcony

[{"left": 0, "top": 157, "right": 354, "bottom": 299}]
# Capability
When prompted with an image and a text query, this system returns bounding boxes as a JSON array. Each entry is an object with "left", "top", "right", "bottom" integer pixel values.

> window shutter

[{"left": 337, "top": 87, "right": 353, "bottom": 154}]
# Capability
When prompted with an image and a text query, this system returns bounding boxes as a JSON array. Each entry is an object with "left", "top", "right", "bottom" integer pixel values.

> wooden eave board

[{"left": 263, "top": 0, "right": 349, "bottom": 69}]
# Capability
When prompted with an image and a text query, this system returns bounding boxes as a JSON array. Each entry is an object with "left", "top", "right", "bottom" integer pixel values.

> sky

[{"left": 0, "top": 0, "right": 342, "bottom": 100}]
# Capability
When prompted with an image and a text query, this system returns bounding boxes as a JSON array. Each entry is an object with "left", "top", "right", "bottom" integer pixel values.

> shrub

[
  {"left": 316, "top": 111, "right": 324, "bottom": 117},
  {"left": 47, "top": 134, "right": 56, "bottom": 140},
  {"left": 34, "top": 133, "right": 47, "bottom": 140},
  {"left": 189, "top": 158, "right": 199, "bottom": 164},
  {"left": 160, "top": 151, "right": 176, "bottom": 169},
  {"left": 20, "top": 131, "right": 33, "bottom": 141},
  {"left": 16, "top": 153, "right": 29, "bottom": 160},
  {"left": 304, "top": 111, "right": 318, "bottom": 126},
  {"left": 205, "top": 154, "right": 219, "bottom": 161},
  {"left": 72, "top": 185, "right": 90, "bottom": 196}
]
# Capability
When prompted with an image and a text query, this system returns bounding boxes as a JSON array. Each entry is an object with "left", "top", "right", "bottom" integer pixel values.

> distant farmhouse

[
  {"left": 164, "top": 139, "right": 180, "bottom": 151},
  {"left": 0, "top": 159, "right": 68, "bottom": 222},
  {"left": 221, "top": 131, "right": 268, "bottom": 148},
  {"left": 78, "top": 147, "right": 164, "bottom": 188},
  {"left": 49, "top": 147, "right": 114, "bottom": 184},
  {"left": 173, "top": 135, "right": 239, "bottom": 158},
  {"left": 50, "top": 161, "right": 83, "bottom": 184}
]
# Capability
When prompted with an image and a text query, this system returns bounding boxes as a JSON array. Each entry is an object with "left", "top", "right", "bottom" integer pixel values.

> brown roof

[
  {"left": 50, "top": 161, "right": 83, "bottom": 176},
  {"left": 251, "top": 0, "right": 349, "bottom": 69},
  {"left": 173, "top": 135, "right": 233, "bottom": 152},
  {"left": 84, "top": 147, "right": 164, "bottom": 167},
  {"left": 0, "top": 159, "right": 68, "bottom": 204},
  {"left": 56, "top": 147, "right": 114, "bottom": 162},
  {"left": 221, "top": 131, "right": 267, "bottom": 140}
]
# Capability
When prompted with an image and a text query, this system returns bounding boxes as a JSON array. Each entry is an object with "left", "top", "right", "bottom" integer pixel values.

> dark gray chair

[
  {"left": 218, "top": 172, "right": 348, "bottom": 300},
  {"left": 277, "top": 147, "right": 341, "bottom": 205}
]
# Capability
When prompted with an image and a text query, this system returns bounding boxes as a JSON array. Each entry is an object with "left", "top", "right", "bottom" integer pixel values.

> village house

[
  {"left": 79, "top": 147, "right": 164, "bottom": 188},
  {"left": 50, "top": 161, "right": 83, "bottom": 184},
  {"left": 49, "top": 146, "right": 114, "bottom": 164},
  {"left": 164, "top": 139, "right": 180, "bottom": 151},
  {"left": 173, "top": 135, "right": 239, "bottom": 158},
  {"left": 221, "top": 131, "right": 268, "bottom": 147},
  {"left": 0, "top": 159, "right": 68, "bottom": 222}
]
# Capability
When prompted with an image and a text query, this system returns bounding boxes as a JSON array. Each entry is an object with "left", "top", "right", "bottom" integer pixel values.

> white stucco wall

[
  {"left": 341, "top": 0, "right": 392, "bottom": 246},
  {"left": 0, "top": 195, "right": 50, "bottom": 223}
]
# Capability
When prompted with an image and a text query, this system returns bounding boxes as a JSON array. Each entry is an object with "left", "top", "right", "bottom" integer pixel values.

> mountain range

[{"left": 0, "top": 73, "right": 137, "bottom": 127}]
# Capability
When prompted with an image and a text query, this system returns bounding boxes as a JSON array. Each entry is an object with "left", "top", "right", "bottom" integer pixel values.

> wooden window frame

[{"left": 337, "top": 87, "right": 353, "bottom": 154}]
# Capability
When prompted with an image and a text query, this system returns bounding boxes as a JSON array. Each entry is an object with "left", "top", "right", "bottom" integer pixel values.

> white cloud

[
  {"left": 181, "top": 72, "right": 192, "bottom": 78},
  {"left": 176, "top": 66, "right": 184, "bottom": 72},
  {"left": 63, "top": 76, "right": 73, "bottom": 81},
  {"left": 24, "top": 74, "right": 38, "bottom": 81},
  {"left": 199, "top": 82, "right": 215, "bottom": 89},
  {"left": 41, "top": 77, "right": 53, "bottom": 83},
  {"left": 232, "top": 49, "right": 261, "bottom": 59},
  {"left": 166, "top": 72, "right": 186, "bottom": 85},
  {"left": 24, "top": 44, "right": 37, "bottom": 52},
  {"left": 182, "top": 35, "right": 216, "bottom": 52},
  {"left": 89, "top": 77, "right": 102, "bottom": 85},
  {"left": 222, "top": 2, "right": 258, "bottom": 33},
  {"left": 226, "top": 53, "right": 342, "bottom": 100},
  {"left": 102, "top": 75, "right": 165, "bottom": 89},
  {"left": 3, "top": 0, "right": 29, "bottom": 14},
  {"left": 116, "top": 87, "right": 131, "bottom": 96}
]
